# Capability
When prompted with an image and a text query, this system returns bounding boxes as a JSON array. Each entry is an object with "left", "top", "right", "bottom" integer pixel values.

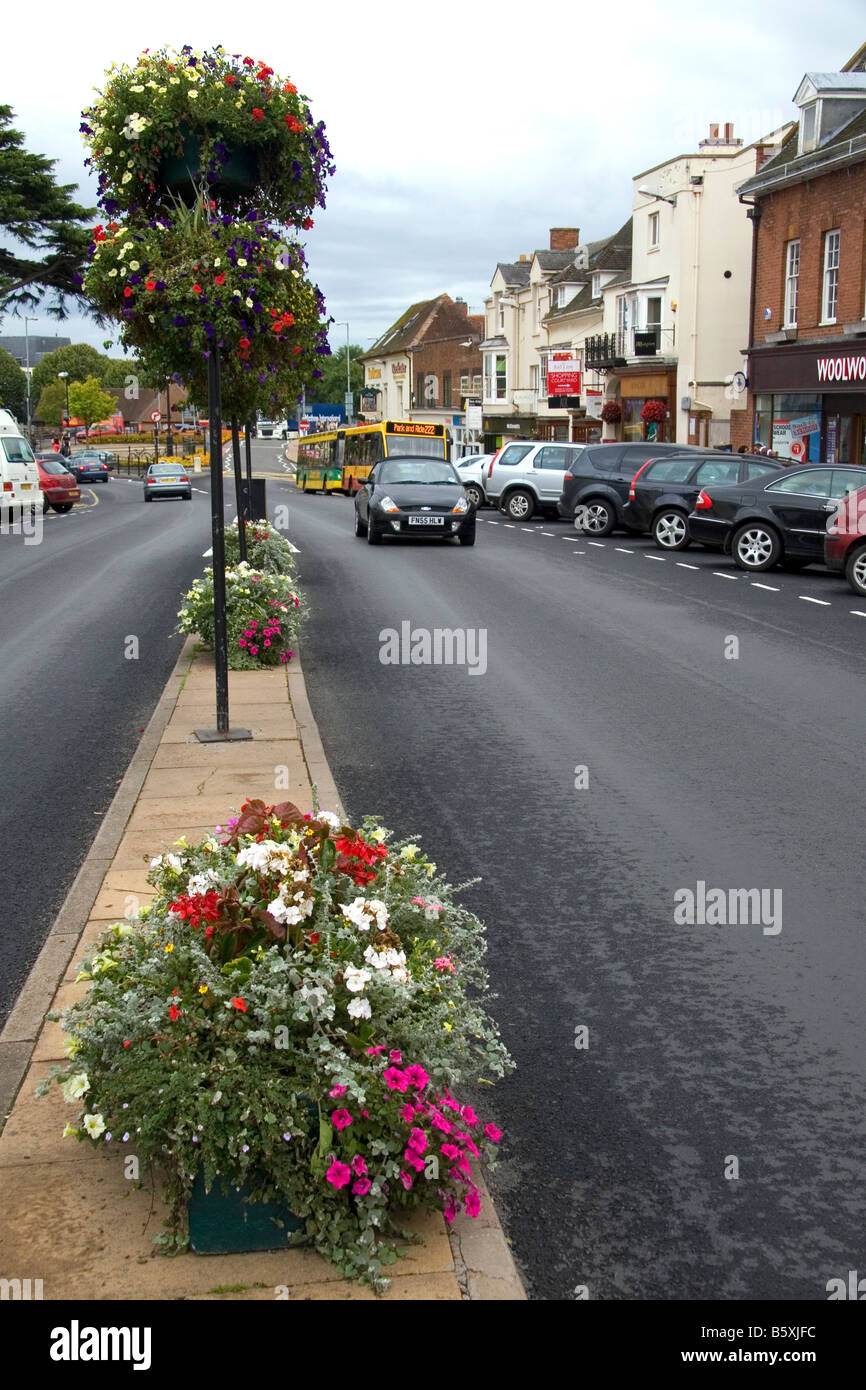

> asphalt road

[{"left": 279, "top": 482, "right": 866, "bottom": 1302}]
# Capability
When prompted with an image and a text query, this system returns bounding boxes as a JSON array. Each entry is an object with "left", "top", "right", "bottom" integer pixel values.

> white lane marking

[
  {"left": 713, "top": 571, "right": 739, "bottom": 580},
  {"left": 799, "top": 595, "right": 831, "bottom": 606},
  {"left": 676, "top": 562, "right": 699, "bottom": 570},
  {"left": 192, "top": 487, "right": 207, "bottom": 494},
  {"left": 851, "top": 610, "right": 866, "bottom": 618},
  {"left": 645, "top": 554, "right": 666, "bottom": 561},
  {"left": 614, "top": 547, "right": 634, "bottom": 554},
  {"left": 588, "top": 541, "right": 605, "bottom": 548},
  {"left": 521, "top": 526, "right": 535, "bottom": 532},
  {"left": 752, "top": 582, "right": 780, "bottom": 591},
  {"left": 573, "top": 550, "right": 585, "bottom": 555},
  {"left": 541, "top": 530, "right": 555, "bottom": 536},
  {"left": 486, "top": 519, "right": 499, "bottom": 524},
  {"left": 503, "top": 523, "right": 515, "bottom": 529}
]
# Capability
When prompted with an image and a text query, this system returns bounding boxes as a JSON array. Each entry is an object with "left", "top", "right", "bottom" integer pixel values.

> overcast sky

[{"left": 2, "top": 0, "right": 864, "bottom": 358}]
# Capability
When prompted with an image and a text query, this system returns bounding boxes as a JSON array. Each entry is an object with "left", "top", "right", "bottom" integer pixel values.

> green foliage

[
  {"left": 68, "top": 376, "right": 117, "bottom": 430},
  {"left": 0, "top": 105, "right": 95, "bottom": 317},
  {"left": 0, "top": 345, "right": 26, "bottom": 417},
  {"left": 306, "top": 343, "right": 365, "bottom": 409},
  {"left": 177, "top": 561, "right": 300, "bottom": 668},
  {"left": 34, "top": 379, "right": 66, "bottom": 427},
  {"left": 30, "top": 343, "right": 110, "bottom": 402},
  {"left": 100, "top": 357, "right": 139, "bottom": 387},
  {"left": 222, "top": 518, "right": 297, "bottom": 576},
  {"left": 40, "top": 804, "right": 512, "bottom": 1289}
]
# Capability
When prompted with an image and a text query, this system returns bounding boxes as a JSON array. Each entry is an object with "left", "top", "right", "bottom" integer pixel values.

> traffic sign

[{"left": 150, "top": 410, "right": 163, "bottom": 423}]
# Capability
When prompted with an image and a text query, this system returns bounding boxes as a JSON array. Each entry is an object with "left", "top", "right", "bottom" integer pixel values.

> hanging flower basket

[
  {"left": 81, "top": 45, "right": 335, "bottom": 227},
  {"left": 600, "top": 400, "right": 621, "bottom": 423},
  {"left": 640, "top": 399, "right": 668, "bottom": 424}
]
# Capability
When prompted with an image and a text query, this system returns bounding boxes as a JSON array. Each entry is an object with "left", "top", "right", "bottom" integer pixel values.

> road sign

[
  {"left": 150, "top": 410, "right": 163, "bottom": 423},
  {"left": 344, "top": 392, "right": 354, "bottom": 416}
]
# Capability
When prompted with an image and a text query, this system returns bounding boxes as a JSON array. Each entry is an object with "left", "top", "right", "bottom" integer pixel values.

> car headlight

[
  {"left": 452, "top": 495, "right": 470, "bottom": 514},
  {"left": 378, "top": 495, "right": 400, "bottom": 513}
]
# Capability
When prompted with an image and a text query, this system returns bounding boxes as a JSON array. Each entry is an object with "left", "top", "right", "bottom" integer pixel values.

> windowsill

[
  {"left": 647, "top": 245, "right": 660, "bottom": 254},
  {"left": 819, "top": 319, "right": 837, "bottom": 328}
]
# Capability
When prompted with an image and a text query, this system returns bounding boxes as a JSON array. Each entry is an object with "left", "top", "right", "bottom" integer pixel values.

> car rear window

[
  {"left": 645, "top": 459, "right": 697, "bottom": 482},
  {"left": 497, "top": 444, "right": 534, "bottom": 467},
  {"left": 692, "top": 459, "right": 740, "bottom": 486},
  {"left": 40, "top": 459, "right": 72, "bottom": 475}
]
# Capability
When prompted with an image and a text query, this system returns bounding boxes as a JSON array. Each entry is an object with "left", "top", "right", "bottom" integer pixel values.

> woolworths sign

[{"left": 816, "top": 353, "right": 866, "bottom": 383}]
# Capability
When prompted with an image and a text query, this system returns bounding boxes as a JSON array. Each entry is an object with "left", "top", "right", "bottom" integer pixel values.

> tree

[
  {"left": 0, "top": 106, "right": 95, "bottom": 318},
  {"left": 30, "top": 343, "right": 110, "bottom": 403},
  {"left": 100, "top": 357, "right": 140, "bottom": 388},
  {"left": 0, "top": 344, "right": 27, "bottom": 418},
  {"left": 34, "top": 379, "right": 66, "bottom": 427},
  {"left": 305, "top": 343, "right": 365, "bottom": 409},
  {"left": 68, "top": 377, "right": 117, "bottom": 435}
]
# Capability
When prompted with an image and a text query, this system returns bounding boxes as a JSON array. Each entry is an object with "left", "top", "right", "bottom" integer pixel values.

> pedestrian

[
  {"left": 52, "top": 437, "right": 60, "bottom": 453},
  {"left": 737, "top": 445, "right": 747, "bottom": 454},
  {"left": 60, "top": 436, "right": 71, "bottom": 458}
]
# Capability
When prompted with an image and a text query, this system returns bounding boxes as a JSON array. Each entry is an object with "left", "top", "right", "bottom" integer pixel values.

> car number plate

[
  {"left": 408, "top": 515, "right": 443, "bottom": 526},
  {"left": 21, "top": 483, "right": 32, "bottom": 490}
]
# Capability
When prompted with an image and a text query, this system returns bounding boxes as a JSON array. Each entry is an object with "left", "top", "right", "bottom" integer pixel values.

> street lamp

[
  {"left": 57, "top": 371, "right": 70, "bottom": 432},
  {"left": 334, "top": 320, "right": 351, "bottom": 423},
  {"left": 23, "top": 316, "right": 38, "bottom": 434}
]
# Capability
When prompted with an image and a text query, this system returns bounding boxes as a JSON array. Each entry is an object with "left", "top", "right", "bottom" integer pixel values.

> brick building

[
  {"left": 358, "top": 295, "right": 483, "bottom": 434},
  {"left": 733, "top": 43, "right": 866, "bottom": 462}
]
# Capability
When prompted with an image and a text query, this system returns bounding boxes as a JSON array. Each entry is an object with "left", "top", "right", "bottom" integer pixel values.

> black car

[
  {"left": 354, "top": 455, "right": 475, "bottom": 546},
  {"left": 557, "top": 441, "right": 708, "bottom": 535},
  {"left": 687, "top": 464, "right": 866, "bottom": 571},
  {"left": 622, "top": 453, "right": 783, "bottom": 550}
]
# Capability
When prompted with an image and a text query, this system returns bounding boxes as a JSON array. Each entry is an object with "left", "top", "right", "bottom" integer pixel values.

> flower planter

[
  {"left": 160, "top": 131, "right": 259, "bottom": 198},
  {"left": 188, "top": 1170, "right": 305, "bottom": 1254}
]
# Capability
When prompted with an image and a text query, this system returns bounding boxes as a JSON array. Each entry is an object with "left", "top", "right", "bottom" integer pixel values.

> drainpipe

[{"left": 739, "top": 192, "right": 761, "bottom": 447}]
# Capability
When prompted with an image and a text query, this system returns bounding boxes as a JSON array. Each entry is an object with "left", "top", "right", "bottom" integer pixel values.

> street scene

[{"left": 0, "top": 0, "right": 865, "bottom": 1362}]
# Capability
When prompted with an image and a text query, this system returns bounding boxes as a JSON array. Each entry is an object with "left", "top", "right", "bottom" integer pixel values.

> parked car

[
  {"left": 688, "top": 464, "right": 866, "bottom": 571},
  {"left": 0, "top": 423, "right": 40, "bottom": 518},
  {"left": 353, "top": 455, "right": 475, "bottom": 546},
  {"left": 824, "top": 482, "right": 866, "bottom": 597},
  {"left": 485, "top": 441, "right": 586, "bottom": 521},
  {"left": 36, "top": 457, "right": 81, "bottom": 512},
  {"left": 143, "top": 462, "right": 192, "bottom": 501},
  {"left": 622, "top": 453, "right": 783, "bottom": 550},
  {"left": 68, "top": 453, "right": 111, "bottom": 483},
  {"left": 455, "top": 454, "right": 494, "bottom": 510},
  {"left": 558, "top": 442, "right": 709, "bottom": 535}
]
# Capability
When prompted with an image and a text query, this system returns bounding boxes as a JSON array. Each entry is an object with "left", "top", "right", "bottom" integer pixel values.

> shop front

[
  {"left": 618, "top": 368, "right": 678, "bottom": 443},
  {"left": 749, "top": 341, "right": 866, "bottom": 464}
]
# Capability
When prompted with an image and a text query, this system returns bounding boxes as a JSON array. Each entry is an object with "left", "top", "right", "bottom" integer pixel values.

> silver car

[
  {"left": 485, "top": 441, "right": 586, "bottom": 521},
  {"left": 143, "top": 462, "right": 192, "bottom": 501},
  {"left": 455, "top": 454, "right": 494, "bottom": 509}
]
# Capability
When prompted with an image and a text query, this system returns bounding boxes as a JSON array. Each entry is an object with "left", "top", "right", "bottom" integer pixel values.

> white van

[{"left": 0, "top": 411, "right": 40, "bottom": 518}]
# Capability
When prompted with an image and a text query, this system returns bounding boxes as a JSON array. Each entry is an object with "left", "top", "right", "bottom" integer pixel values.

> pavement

[{"left": 0, "top": 635, "right": 524, "bottom": 1301}]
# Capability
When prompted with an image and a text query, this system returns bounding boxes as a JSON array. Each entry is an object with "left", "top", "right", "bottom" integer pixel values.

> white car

[
  {"left": 484, "top": 440, "right": 586, "bottom": 521},
  {"left": 455, "top": 454, "right": 494, "bottom": 509},
  {"left": 0, "top": 413, "right": 40, "bottom": 521}
]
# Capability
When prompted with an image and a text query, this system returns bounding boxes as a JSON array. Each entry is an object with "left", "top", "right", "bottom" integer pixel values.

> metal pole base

[{"left": 194, "top": 726, "right": 253, "bottom": 743}]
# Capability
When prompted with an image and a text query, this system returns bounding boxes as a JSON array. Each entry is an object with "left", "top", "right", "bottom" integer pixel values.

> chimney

[
  {"left": 549, "top": 227, "right": 580, "bottom": 251},
  {"left": 708, "top": 122, "right": 720, "bottom": 140},
  {"left": 519, "top": 253, "right": 527, "bottom": 262},
  {"left": 699, "top": 121, "right": 743, "bottom": 149},
  {"left": 724, "top": 122, "right": 734, "bottom": 142}
]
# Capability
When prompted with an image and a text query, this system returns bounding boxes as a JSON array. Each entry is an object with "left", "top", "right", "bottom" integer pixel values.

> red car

[
  {"left": 825, "top": 482, "right": 866, "bottom": 597},
  {"left": 35, "top": 456, "right": 81, "bottom": 513}
]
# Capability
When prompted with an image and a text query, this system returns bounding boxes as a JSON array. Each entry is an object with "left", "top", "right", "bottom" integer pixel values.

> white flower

[
  {"left": 169, "top": 76, "right": 181, "bottom": 84},
  {"left": 129, "top": 260, "right": 140, "bottom": 271},
  {"left": 391, "top": 967, "right": 411, "bottom": 985},
  {"left": 343, "top": 898, "right": 389, "bottom": 933},
  {"left": 317, "top": 810, "right": 340, "bottom": 829},
  {"left": 369, "top": 826, "right": 387, "bottom": 843},
  {"left": 245, "top": 297, "right": 254, "bottom": 308},
  {"left": 237, "top": 258, "right": 247, "bottom": 267},
  {"left": 121, "top": 172, "right": 132, "bottom": 184},
  {"left": 83, "top": 1113, "right": 106, "bottom": 1139},
  {"left": 236, "top": 840, "right": 279, "bottom": 872},
  {"left": 108, "top": 268, "right": 118, "bottom": 277},
  {"left": 62, "top": 1073, "right": 90, "bottom": 1103},
  {"left": 400, "top": 844, "right": 420, "bottom": 861},
  {"left": 347, "top": 997, "right": 372, "bottom": 1020},
  {"left": 188, "top": 89, "right": 199, "bottom": 99},
  {"left": 63, "top": 1036, "right": 81, "bottom": 1058},
  {"left": 343, "top": 966, "right": 371, "bottom": 994},
  {"left": 187, "top": 870, "right": 218, "bottom": 896}
]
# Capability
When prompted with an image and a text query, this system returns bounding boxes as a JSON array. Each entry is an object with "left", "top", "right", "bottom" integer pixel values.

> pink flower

[
  {"left": 403, "top": 1148, "right": 425, "bottom": 1172},
  {"left": 443, "top": 1194, "right": 458, "bottom": 1224},
  {"left": 389, "top": 1050, "right": 402, "bottom": 1064},
  {"left": 366, "top": 1045, "right": 386, "bottom": 1055},
  {"left": 399, "top": 1171, "right": 413, "bottom": 1190},
  {"left": 455, "top": 1130, "right": 480, "bottom": 1157},
  {"left": 250, "top": 646, "right": 259, "bottom": 656},
  {"left": 352, "top": 1177, "right": 371, "bottom": 1196},
  {"left": 440, "top": 1142, "right": 460, "bottom": 1160},
  {"left": 464, "top": 1188, "right": 481, "bottom": 1218},
  {"left": 332, "top": 1108, "right": 352, "bottom": 1130},
  {"left": 360, "top": 1109, "right": 369, "bottom": 1118},
  {"left": 484, "top": 1122, "right": 503, "bottom": 1143},
  {"left": 456, "top": 1154, "right": 473, "bottom": 1178},
  {"left": 439, "top": 1093, "right": 460, "bottom": 1112},
  {"left": 351, "top": 1154, "right": 367, "bottom": 1175},
  {"left": 407, "top": 1127, "right": 427, "bottom": 1153},
  {"left": 429, "top": 1109, "right": 452, "bottom": 1134},
  {"left": 405, "top": 1064, "right": 429, "bottom": 1090},
  {"left": 400, "top": 1103, "right": 415, "bottom": 1125},
  {"left": 461, "top": 1105, "right": 479, "bottom": 1127},
  {"left": 326, "top": 1159, "right": 351, "bottom": 1189},
  {"left": 384, "top": 1066, "right": 408, "bottom": 1092},
  {"left": 411, "top": 896, "right": 424, "bottom": 905},
  {"left": 329, "top": 1085, "right": 347, "bottom": 1098},
  {"left": 434, "top": 957, "right": 455, "bottom": 973}
]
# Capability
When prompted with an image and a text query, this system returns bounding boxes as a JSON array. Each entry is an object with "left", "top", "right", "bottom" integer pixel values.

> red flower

[
  {"left": 145, "top": 279, "right": 156, "bottom": 291},
  {"left": 192, "top": 283, "right": 202, "bottom": 294},
  {"left": 283, "top": 81, "right": 297, "bottom": 94},
  {"left": 309, "top": 932, "right": 320, "bottom": 944},
  {"left": 123, "top": 287, "right": 133, "bottom": 298},
  {"left": 243, "top": 56, "right": 254, "bottom": 66},
  {"left": 272, "top": 322, "right": 283, "bottom": 333},
  {"left": 281, "top": 312, "right": 294, "bottom": 326},
  {"left": 214, "top": 272, "right": 226, "bottom": 285},
  {"left": 230, "top": 997, "right": 247, "bottom": 1013},
  {"left": 168, "top": 889, "right": 221, "bottom": 929},
  {"left": 251, "top": 108, "right": 264, "bottom": 122},
  {"left": 257, "top": 64, "right": 273, "bottom": 79},
  {"left": 92, "top": 225, "right": 106, "bottom": 242},
  {"left": 225, "top": 74, "right": 238, "bottom": 86},
  {"left": 169, "top": 1004, "right": 180, "bottom": 1021},
  {"left": 270, "top": 307, "right": 278, "bottom": 317},
  {"left": 302, "top": 217, "right": 314, "bottom": 230},
  {"left": 292, "top": 346, "right": 302, "bottom": 355},
  {"left": 123, "top": 1040, "right": 131, "bottom": 1049},
  {"left": 285, "top": 115, "right": 302, "bottom": 133}
]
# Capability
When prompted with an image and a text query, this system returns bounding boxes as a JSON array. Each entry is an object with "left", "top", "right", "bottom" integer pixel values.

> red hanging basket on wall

[
  {"left": 640, "top": 399, "right": 667, "bottom": 424},
  {"left": 600, "top": 400, "right": 622, "bottom": 423}
]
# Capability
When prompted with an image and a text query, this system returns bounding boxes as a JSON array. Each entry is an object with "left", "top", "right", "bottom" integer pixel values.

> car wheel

[
  {"left": 503, "top": 489, "right": 535, "bottom": 521},
  {"left": 845, "top": 542, "right": 866, "bottom": 597},
  {"left": 52, "top": 503, "right": 73, "bottom": 513},
  {"left": 580, "top": 499, "right": 616, "bottom": 536},
  {"left": 42, "top": 495, "right": 50, "bottom": 514},
  {"left": 464, "top": 484, "right": 484, "bottom": 509},
  {"left": 354, "top": 508, "right": 367, "bottom": 538},
  {"left": 653, "top": 509, "right": 690, "bottom": 550},
  {"left": 732, "top": 521, "right": 781, "bottom": 571},
  {"left": 458, "top": 526, "right": 476, "bottom": 546},
  {"left": 144, "top": 494, "right": 152, "bottom": 502},
  {"left": 366, "top": 517, "right": 382, "bottom": 545}
]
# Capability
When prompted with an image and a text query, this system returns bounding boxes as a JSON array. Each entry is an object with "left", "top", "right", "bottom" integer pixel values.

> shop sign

[
  {"left": 585, "top": 389, "right": 603, "bottom": 420},
  {"left": 772, "top": 413, "right": 821, "bottom": 461},
  {"left": 547, "top": 350, "right": 581, "bottom": 396},
  {"left": 816, "top": 354, "right": 866, "bottom": 384},
  {"left": 366, "top": 367, "right": 382, "bottom": 380},
  {"left": 391, "top": 361, "right": 407, "bottom": 376}
]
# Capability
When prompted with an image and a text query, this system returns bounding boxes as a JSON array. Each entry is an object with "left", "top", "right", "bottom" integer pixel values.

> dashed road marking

[
  {"left": 486, "top": 519, "right": 499, "bottom": 524},
  {"left": 713, "top": 571, "right": 738, "bottom": 580},
  {"left": 521, "top": 527, "right": 535, "bottom": 533},
  {"left": 615, "top": 547, "right": 634, "bottom": 554},
  {"left": 645, "top": 554, "right": 666, "bottom": 561},
  {"left": 573, "top": 550, "right": 585, "bottom": 555},
  {"left": 503, "top": 523, "right": 515, "bottom": 529},
  {"left": 676, "top": 562, "right": 699, "bottom": 569},
  {"left": 799, "top": 595, "right": 831, "bottom": 606},
  {"left": 588, "top": 541, "right": 605, "bottom": 548},
  {"left": 752, "top": 582, "right": 780, "bottom": 591},
  {"left": 851, "top": 610, "right": 866, "bottom": 618},
  {"left": 541, "top": 530, "right": 555, "bottom": 536}
]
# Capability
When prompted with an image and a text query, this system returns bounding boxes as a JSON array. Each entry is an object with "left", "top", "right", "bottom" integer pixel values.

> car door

[
  {"left": 489, "top": 442, "right": 534, "bottom": 498},
  {"left": 642, "top": 457, "right": 706, "bottom": 516},
  {"left": 533, "top": 445, "right": 571, "bottom": 503},
  {"left": 762, "top": 469, "right": 835, "bottom": 558},
  {"left": 356, "top": 467, "right": 377, "bottom": 523},
  {"left": 827, "top": 467, "right": 866, "bottom": 538}
]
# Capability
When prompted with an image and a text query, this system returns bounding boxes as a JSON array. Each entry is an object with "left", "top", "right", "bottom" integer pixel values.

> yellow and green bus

[{"left": 295, "top": 420, "right": 450, "bottom": 494}]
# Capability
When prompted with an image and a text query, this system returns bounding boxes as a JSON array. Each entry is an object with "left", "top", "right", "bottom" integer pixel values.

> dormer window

[
  {"left": 592, "top": 273, "right": 601, "bottom": 298},
  {"left": 555, "top": 286, "right": 567, "bottom": 308},
  {"left": 800, "top": 102, "right": 818, "bottom": 154}
]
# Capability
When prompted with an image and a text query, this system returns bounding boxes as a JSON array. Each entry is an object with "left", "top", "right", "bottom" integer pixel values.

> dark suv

[
  {"left": 622, "top": 453, "right": 783, "bottom": 550},
  {"left": 558, "top": 442, "right": 708, "bottom": 535}
]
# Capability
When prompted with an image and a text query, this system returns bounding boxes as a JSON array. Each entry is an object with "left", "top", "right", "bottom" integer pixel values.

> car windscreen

[
  {"left": 2, "top": 436, "right": 35, "bottom": 463},
  {"left": 378, "top": 459, "right": 460, "bottom": 486}
]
